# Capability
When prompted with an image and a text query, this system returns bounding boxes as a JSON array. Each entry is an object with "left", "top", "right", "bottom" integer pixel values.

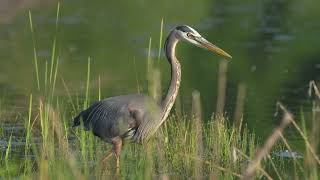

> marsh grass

[
  {"left": 0, "top": 4, "right": 320, "bottom": 180},
  {"left": 0, "top": 56, "right": 317, "bottom": 179}
]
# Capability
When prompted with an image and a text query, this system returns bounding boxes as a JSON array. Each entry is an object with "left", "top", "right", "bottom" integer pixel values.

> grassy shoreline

[{"left": 0, "top": 87, "right": 318, "bottom": 179}]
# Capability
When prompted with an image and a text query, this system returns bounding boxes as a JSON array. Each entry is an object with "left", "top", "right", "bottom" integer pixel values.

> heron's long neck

[
  {"left": 160, "top": 33, "right": 181, "bottom": 121},
  {"left": 132, "top": 32, "right": 181, "bottom": 143}
]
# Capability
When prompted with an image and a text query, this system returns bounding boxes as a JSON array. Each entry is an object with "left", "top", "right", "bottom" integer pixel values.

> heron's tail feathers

[
  {"left": 72, "top": 112, "right": 90, "bottom": 130},
  {"left": 72, "top": 115, "right": 81, "bottom": 128},
  {"left": 72, "top": 114, "right": 82, "bottom": 128}
]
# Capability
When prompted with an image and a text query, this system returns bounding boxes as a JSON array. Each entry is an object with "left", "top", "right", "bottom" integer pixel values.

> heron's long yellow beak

[{"left": 195, "top": 37, "right": 232, "bottom": 59}]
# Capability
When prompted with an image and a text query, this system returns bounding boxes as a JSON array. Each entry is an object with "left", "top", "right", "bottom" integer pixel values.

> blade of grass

[
  {"left": 24, "top": 94, "right": 33, "bottom": 175},
  {"left": 279, "top": 132, "right": 306, "bottom": 178},
  {"left": 61, "top": 77, "right": 76, "bottom": 112},
  {"left": 51, "top": 57, "right": 59, "bottom": 98},
  {"left": 49, "top": 39, "right": 57, "bottom": 84},
  {"left": 28, "top": 11, "right": 40, "bottom": 91},
  {"left": 49, "top": 2, "right": 60, "bottom": 84},
  {"left": 98, "top": 75, "right": 101, "bottom": 101},
  {"left": 157, "top": 18, "right": 164, "bottom": 63},
  {"left": 267, "top": 154, "right": 283, "bottom": 180},
  {"left": 147, "top": 37, "right": 152, "bottom": 74},
  {"left": 84, "top": 57, "right": 91, "bottom": 109},
  {"left": 290, "top": 117, "right": 320, "bottom": 165},
  {"left": 5, "top": 134, "right": 12, "bottom": 173},
  {"left": 236, "top": 148, "right": 273, "bottom": 180},
  {"left": 133, "top": 57, "right": 141, "bottom": 94}
]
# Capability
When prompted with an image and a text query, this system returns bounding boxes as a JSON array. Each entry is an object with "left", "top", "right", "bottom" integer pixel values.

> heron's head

[{"left": 174, "top": 25, "right": 232, "bottom": 59}]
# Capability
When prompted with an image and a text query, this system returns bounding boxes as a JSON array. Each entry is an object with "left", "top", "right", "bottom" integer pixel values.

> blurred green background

[{"left": 0, "top": 0, "right": 319, "bottom": 141}]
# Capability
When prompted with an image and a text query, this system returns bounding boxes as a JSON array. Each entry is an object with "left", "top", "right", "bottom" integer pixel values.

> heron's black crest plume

[{"left": 176, "top": 25, "right": 194, "bottom": 33}]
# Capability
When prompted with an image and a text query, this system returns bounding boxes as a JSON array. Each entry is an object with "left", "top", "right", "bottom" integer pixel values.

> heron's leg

[
  {"left": 112, "top": 137, "right": 122, "bottom": 174},
  {"left": 115, "top": 157, "right": 120, "bottom": 175},
  {"left": 98, "top": 148, "right": 113, "bottom": 176},
  {"left": 100, "top": 149, "right": 113, "bottom": 164}
]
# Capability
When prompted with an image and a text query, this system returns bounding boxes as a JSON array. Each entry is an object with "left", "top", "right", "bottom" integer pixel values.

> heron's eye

[{"left": 186, "top": 32, "right": 194, "bottom": 38}]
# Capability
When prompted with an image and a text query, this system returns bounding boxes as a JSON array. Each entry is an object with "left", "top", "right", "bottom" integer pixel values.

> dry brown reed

[
  {"left": 241, "top": 102, "right": 293, "bottom": 179},
  {"left": 309, "top": 80, "right": 320, "bottom": 98},
  {"left": 233, "top": 83, "right": 246, "bottom": 130},
  {"left": 192, "top": 90, "right": 203, "bottom": 178},
  {"left": 289, "top": 113, "right": 320, "bottom": 165},
  {"left": 150, "top": 57, "right": 166, "bottom": 179},
  {"left": 308, "top": 80, "right": 320, "bottom": 162},
  {"left": 305, "top": 80, "right": 320, "bottom": 179},
  {"left": 39, "top": 98, "right": 84, "bottom": 180},
  {"left": 152, "top": 69, "right": 162, "bottom": 102},
  {"left": 215, "top": 60, "right": 228, "bottom": 117},
  {"left": 235, "top": 148, "right": 272, "bottom": 180}
]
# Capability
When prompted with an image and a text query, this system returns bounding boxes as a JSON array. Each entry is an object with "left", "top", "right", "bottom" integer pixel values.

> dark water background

[{"left": 0, "top": 0, "right": 320, "bottom": 149}]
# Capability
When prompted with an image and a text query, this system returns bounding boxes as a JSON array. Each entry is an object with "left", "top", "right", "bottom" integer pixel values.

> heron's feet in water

[
  {"left": 100, "top": 149, "right": 113, "bottom": 164},
  {"left": 99, "top": 137, "right": 122, "bottom": 175},
  {"left": 98, "top": 151, "right": 120, "bottom": 176}
]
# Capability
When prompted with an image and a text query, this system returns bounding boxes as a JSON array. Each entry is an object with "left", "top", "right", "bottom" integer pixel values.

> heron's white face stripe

[
  {"left": 175, "top": 26, "right": 203, "bottom": 47},
  {"left": 185, "top": 25, "right": 201, "bottom": 36},
  {"left": 174, "top": 25, "right": 232, "bottom": 58}
]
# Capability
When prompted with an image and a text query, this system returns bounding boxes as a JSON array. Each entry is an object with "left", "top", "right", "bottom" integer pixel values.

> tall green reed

[{"left": 28, "top": 11, "right": 40, "bottom": 91}]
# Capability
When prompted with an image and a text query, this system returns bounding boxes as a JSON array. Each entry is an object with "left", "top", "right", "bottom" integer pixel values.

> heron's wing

[
  {"left": 73, "top": 94, "right": 153, "bottom": 141},
  {"left": 73, "top": 101, "right": 100, "bottom": 129}
]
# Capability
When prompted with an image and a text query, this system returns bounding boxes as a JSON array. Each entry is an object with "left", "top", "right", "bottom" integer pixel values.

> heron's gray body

[
  {"left": 72, "top": 25, "right": 231, "bottom": 167},
  {"left": 73, "top": 94, "right": 162, "bottom": 143}
]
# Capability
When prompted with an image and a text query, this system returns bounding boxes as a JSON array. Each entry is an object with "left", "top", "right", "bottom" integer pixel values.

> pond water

[{"left": 0, "top": 0, "right": 320, "bottom": 150}]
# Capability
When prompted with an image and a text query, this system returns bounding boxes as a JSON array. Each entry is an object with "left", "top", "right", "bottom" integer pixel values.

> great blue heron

[{"left": 73, "top": 25, "right": 232, "bottom": 169}]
